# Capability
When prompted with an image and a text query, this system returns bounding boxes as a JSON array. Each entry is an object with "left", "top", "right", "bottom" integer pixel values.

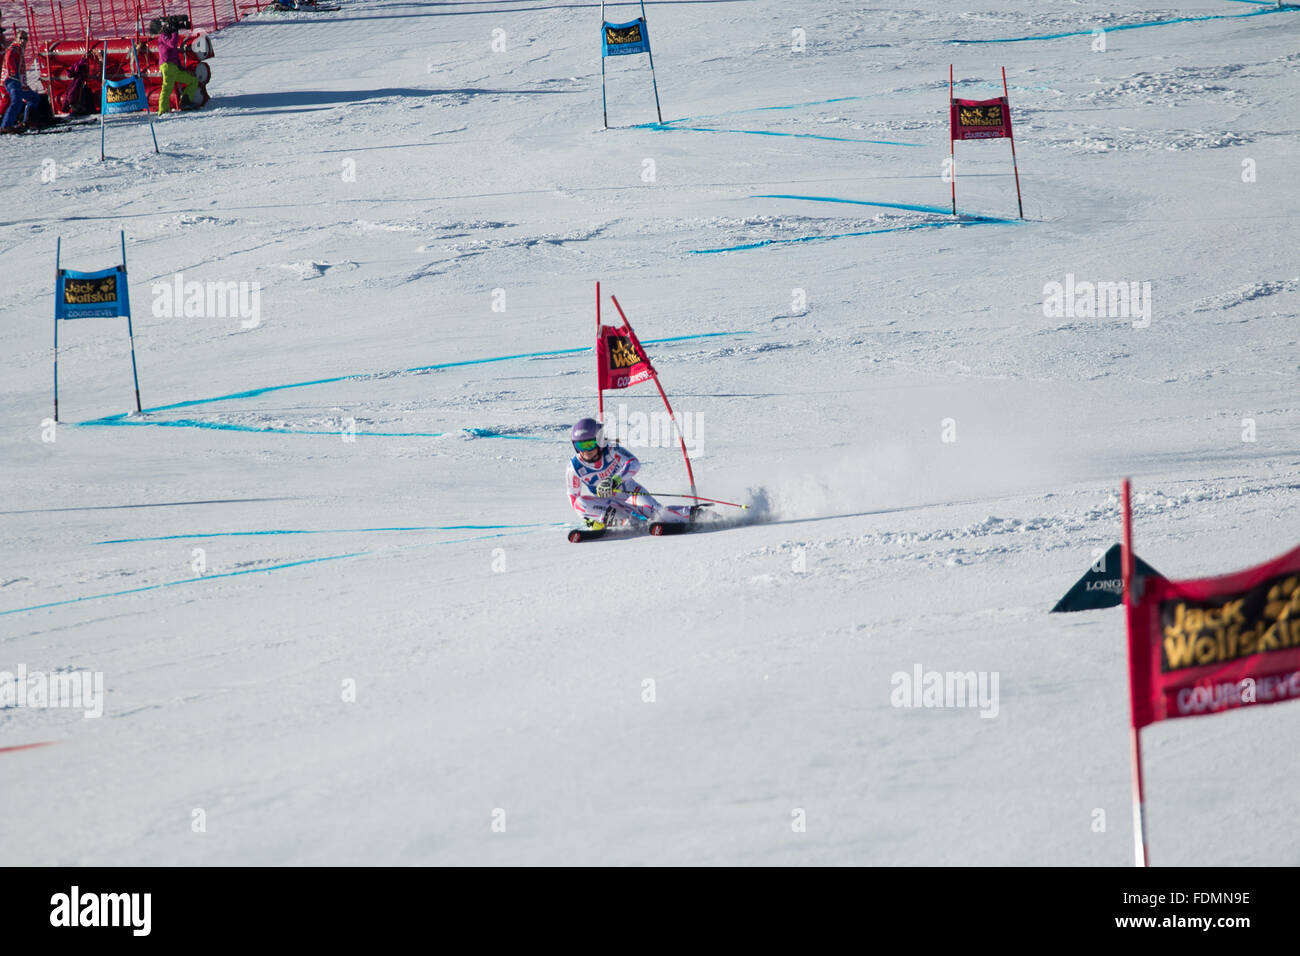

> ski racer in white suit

[{"left": 566, "top": 417, "right": 691, "bottom": 530}]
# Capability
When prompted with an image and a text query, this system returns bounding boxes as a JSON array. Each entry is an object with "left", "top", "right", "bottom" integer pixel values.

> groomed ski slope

[{"left": 0, "top": 0, "right": 1297, "bottom": 864}]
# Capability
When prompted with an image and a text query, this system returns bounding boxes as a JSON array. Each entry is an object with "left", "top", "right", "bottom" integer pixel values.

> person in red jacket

[
  {"left": 156, "top": 23, "right": 199, "bottom": 115},
  {"left": 1, "top": 30, "right": 40, "bottom": 132}
]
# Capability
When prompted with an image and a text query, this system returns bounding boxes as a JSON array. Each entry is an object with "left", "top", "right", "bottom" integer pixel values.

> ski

[
  {"left": 566, "top": 519, "right": 645, "bottom": 542},
  {"left": 569, "top": 506, "right": 710, "bottom": 542},
  {"left": 648, "top": 521, "right": 688, "bottom": 536},
  {"left": 7, "top": 118, "right": 99, "bottom": 136},
  {"left": 648, "top": 504, "right": 713, "bottom": 536}
]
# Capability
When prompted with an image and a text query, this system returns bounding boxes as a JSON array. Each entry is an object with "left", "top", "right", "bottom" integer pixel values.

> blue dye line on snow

[
  {"left": 75, "top": 419, "right": 551, "bottom": 440},
  {"left": 638, "top": 86, "right": 1049, "bottom": 129},
  {"left": 2, "top": 526, "right": 558, "bottom": 618},
  {"left": 77, "top": 418, "right": 453, "bottom": 437},
  {"left": 461, "top": 427, "right": 547, "bottom": 440},
  {"left": 398, "top": 345, "right": 585, "bottom": 376},
  {"left": 0, "top": 551, "right": 364, "bottom": 618},
  {"left": 96, "top": 522, "right": 565, "bottom": 544},
  {"left": 640, "top": 123, "right": 926, "bottom": 148},
  {"left": 692, "top": 218, "right": 1015, "bottom": 255},
  {"left": 83, "top": 376, "right": 385, "bottom": 421},
  {"left": 752, "top": 194, "right": 1016, "bottom": 222},
  {"left": 691, "top": 194, "right": 1019, "bottom": 253},
  {"left": 633, "top": 95, "right": 877, "bottom": 129},
  {"left": 950, "top": 5, "right": 1291, "bottom": 43},
  {"left": 75, "top": 330, "right": 751, "bottom": 427}
]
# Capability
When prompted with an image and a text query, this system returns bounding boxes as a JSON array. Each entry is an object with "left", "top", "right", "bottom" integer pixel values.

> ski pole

[{"left": 636, "top": 491, "right": 748, "bottom": 509}]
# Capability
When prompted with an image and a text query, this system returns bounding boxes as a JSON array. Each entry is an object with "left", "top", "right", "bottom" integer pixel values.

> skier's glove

[{"left": 594, "top": 475, "right": 622, "bottom": 498}]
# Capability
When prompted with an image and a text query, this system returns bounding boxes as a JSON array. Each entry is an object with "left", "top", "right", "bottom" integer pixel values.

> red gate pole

[
  {"left": 948, "top": 63, "right": 957, "bottom": 215},
  {"left": 609, "top": 294, "right": 697, "bottom": 495},
  {"left": 1002, "top": 66, "right": 1025, "bottom": 220},
  {"left": 595, "top": 281, "right": 604, "bottom": 424},
  {"left": 209, "top": 0, "right": 216, "bottom": 30},
  {"left": 1120, "top": 477, "right": 1149, "bottom": 867}
]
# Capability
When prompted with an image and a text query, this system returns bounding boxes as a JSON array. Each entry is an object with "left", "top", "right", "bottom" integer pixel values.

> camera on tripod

[{"left": 148, "top": 14, "right": 191, "bottom": 34}]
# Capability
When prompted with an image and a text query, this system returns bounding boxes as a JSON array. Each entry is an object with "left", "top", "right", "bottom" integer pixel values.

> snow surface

[{"left": 1, "top": 0, "right": 1298, "bottom": 865}]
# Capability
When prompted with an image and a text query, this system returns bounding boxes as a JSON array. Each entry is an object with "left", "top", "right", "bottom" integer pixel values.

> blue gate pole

[
  {"left": 640, "top": 0, "right": 663, "bottom": 124},
  {"left": 99, "top": 41, "right": 107, "bottom": 161},
  {"left": 121, "top": 231, "right": 143, "bottom": 414},
  {"left": 54, "top": 238, "right": 61, "bottom": 423},
  {"left": 132, "top": 39, "right": 159, "bottom": 153},
  {"left": 601, "top": 2, "right": 609, "bottom": 128}
]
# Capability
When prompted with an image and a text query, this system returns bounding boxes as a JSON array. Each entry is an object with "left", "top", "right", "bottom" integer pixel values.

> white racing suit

[{"left": 566, "top": 444, "right": 691, "bottom": 526}]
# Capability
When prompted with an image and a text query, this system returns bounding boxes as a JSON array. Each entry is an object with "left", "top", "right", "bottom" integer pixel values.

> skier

[{"left": 566, "top": 418, "right": 691, "bottom": 531}]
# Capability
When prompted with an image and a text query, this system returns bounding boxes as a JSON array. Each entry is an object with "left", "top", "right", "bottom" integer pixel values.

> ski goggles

[{"left": 574, "top": 438, "right": 601, "bottom": 452}]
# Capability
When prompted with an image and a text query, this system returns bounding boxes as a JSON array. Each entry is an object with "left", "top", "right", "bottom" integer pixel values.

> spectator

[
  {"left": 1, "top": 29, "right": 40, "bottom": 133},
  {"left": 62, "top": 49, "right": 96, "bottom": 116},
  {"left": 157, "top": 24, "right": 199, "bottom": 115}
]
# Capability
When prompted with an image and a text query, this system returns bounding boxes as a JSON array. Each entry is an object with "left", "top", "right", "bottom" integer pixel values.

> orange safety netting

[{"left": 1, "top": 0, "right": 268, "bottom": 50}]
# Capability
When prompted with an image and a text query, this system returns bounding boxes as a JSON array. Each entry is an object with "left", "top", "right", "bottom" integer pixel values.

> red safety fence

[
  {"left": 40, "top": 32, "right": 212, "bottom": 113},
  {"left": 1, "top": 0, "right": 269, "bottom": 50}
]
